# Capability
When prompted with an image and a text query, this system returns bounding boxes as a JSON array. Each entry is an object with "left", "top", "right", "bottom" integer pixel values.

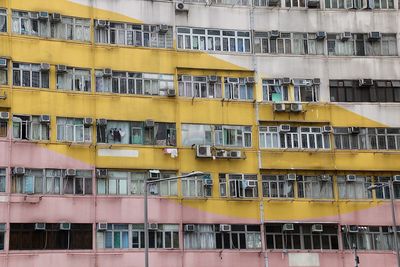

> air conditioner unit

[
  {"left": 316, "top": 31, "right": 326, "bottom": 40},
  {"left": 208, "top": 75, "right": 218, "bottom": 83},
  {"left": 157, "top": 24, "right": 169, "bottom": 34},
  {"left": 350, "top": 127, "right": 360, "bottom": 134},
  {"left": 97, "top": 118, "right": 108, "bottom": 126},
  {"left": 57, "top": 64, "right": 67, "bottom": 73},
  {"left": 226, "top": 78, "right": 239, "bottom": 83},
  {"left": 245, "top": 180, "right": 257, "bottom": 188},
  {"left": 313, "top": 78, "right": 321, "bottom": 85},
  {"left": 0, "top": 58, "right": 7, "bottom": 68},
  {"left": 196, "top": 145, "right": 212, "bottom": 158},
  {"left": 340, "top": 32, "right": 352, "bottom": 41},
  {"left": 273, "top": 103, "right": 286, "bottom": 112},
  {"left": 96, "top": 169, "right": 108, "bottom": 178},
  {"left": 51, "top": 13, "right": 62, "bottom": 22},
  {"left": 348, "top": 225, "right": 359, "bottom": 233},
  {"left": 148, "top": 223, "right": 159, "bottom": 230},
  {"left": 311, "top": 224, "right": 323, "bottom": 232},
  {"left": 346, "top": 174, "right": 357, "bottom": 182},
  {"left": 359, "top": 79, "right": 373, "bottom": 87},
  {"left": 66, "top": 168, "right": 77, "bottom": 177},
  {"left": 246, "top": 77, "right": 255, "bottom": 84},
  {"left": 167, "top": 89, "right": 176, "bottom": 97},
  {"left": 35, "top": 223, "right": 46, "bottom": 230},
  {"left": 82, "top": 117, "right": 93, "bottom": 126},
  {"left": 228, "top": 150, "right": 242, "bottom": 159},
  {"left": 60, "top": 223, "right": 71, "bottom": 230},
  {"left": 176, "top": 1, "right": 189, "bottom": 11},
  {"left": 322, "top": 125, "right": 333, "bottom": 133},
  {"left": 368, "top": 32, "right": 381, "bottom": 41},
  {"left": 279, "top": 124, "right": 291, "bottom": 132},
  {"left": 203, "top": 178, "right": 213, "bottom": 186},
  {"left": 0, "top": 111, "right": 10, "bottom": 120},
  {"left": 39, "top": 115, "right": 51, "bottom": 124},
  {"left": 184, "top": 224, "right": 196, "bottom": 232},
  {"left": 393, "top": 175, "right": 400, "bottom": 183},
  {"left": 287, "top": 173, "right": 297, "bottom": 181},
  {"left": 149, "top": 170, "right": 161, "bottom": 179},
  {"left": 97, "top": 222, "right": 108, "bottom": 231},
  {"left": 220, "top": 224, "right": 231, "bottom": 232},
  {"left": 38, "top": 11, "right": 49, "bottom": 20},
  {"left": 281, "top": 77, "right": 291, "bottom": 85},
  {"left": 29, "top": 12, "right": 39, "bottom": 19},
  {"left": 321, "top": 174, "right": 332, "bottom": 181},
  {"left": 95, "top": 20, "right": 108, "bottom": 28},
  {"left": 145, "top": 119, "right": 155, "bottom": 128},
  {"left": 103, "top": 68, "right": 112, "bottom": 77},
  {"left": 215, "top": 150, "right": 228, "bottom": 158},
  {"left": 13, "top": 167, "right": 26, "bottom": 175},
  {"left": 269, "top": 30, "right": 280, "bottom": 39},
  {"left": 307, "top": 0, "right": 320, "bottom": 8},
  {"left": 282, "top": 223, "right": 294, "bottom": 231},
  {"left": 40, "top": 63, "right": 50, "bottom": 71},
  {"left": 290, "top": 103, "right": 303, "bottom": 112}
]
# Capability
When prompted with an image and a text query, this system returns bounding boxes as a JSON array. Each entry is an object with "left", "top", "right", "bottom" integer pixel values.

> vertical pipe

[
  {"left": 144, "top": 181, "right": 149, "bottom": 267},
  {"left": 390, "top": 180, "right": 400, "bottom": 267}
]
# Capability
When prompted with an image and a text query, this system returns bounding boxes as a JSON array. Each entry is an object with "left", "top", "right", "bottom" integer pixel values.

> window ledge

[
  {"left": 10, "top": 33, "right": 92, "bottom": 46},
  {"left": 94, "top": 42, "right": 175, "bottom": 52},
  {"left": 95, "top": 144, "right": 177, "bottom": 149},
  {"left": 12, "top": 139, "right": 50, "bottom": 144}
]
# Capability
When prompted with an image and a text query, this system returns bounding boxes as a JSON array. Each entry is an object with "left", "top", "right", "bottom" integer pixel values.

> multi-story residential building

[{"left": 0, "top": 0, "right": 399, "bottom": 267}]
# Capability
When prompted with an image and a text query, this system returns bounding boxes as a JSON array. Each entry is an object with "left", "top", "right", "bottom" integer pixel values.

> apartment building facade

[{"left": 0, "top": 0, "right": 399, "bottom": 266}]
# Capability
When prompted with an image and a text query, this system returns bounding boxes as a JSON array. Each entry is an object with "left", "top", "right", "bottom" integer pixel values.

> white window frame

[
  {"left": 297, "top": 175, "right": 334, "bottom": 199},
  {"left": 0, "top": 9, "right": 7, "bottom": 33},
  {"left": 262, "top": 79, "right": 289, "bottom": 102},
  {"left": 182, "top": 175, "right": 212, "bottom": 198},
  {"left": 262, "top": 175, "right": 294, "bottom": 198},
  {"left": 56, "top": 117, "right": 92, "bottom": 143},
  {"left": 12, "top": 62, "right": 49, "bottom": 88}
]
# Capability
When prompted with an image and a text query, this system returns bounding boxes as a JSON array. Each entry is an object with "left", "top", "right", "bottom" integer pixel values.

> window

[
  {"left": 224, "top": 78, "right": 253, "bottom": 100},
  {"left": 12, "top": 169, "right": 91, "bottom": 195},
  {"left": 57, "top": 117, "right": 92, "bottom": 143},
  {"left": 375, "top": 177, "right": 400, "bottom": 199},
  {"left": 0, "top": 223, "right": 4, "bottom": 250},
  {"left": 178, "top": 75, "right": 222, "bottom": 98},
  {"left": 97, "top": 224, "right": 179, "bottom": 249},
  {"left": 181, "top": 124, "right": 252, "bottom": 148},
  {"left": 184, "top": 224, "right": 261, "bottom": 249},
  {"left": 0, "top": 119, "right": 7, "bottom": 137},
  {"left": 12, "top": 115, "right": 50, "bottom": 141},
  {"left": 327, "top": 33, "right": 397, "bottom": 56},
  {"left": 0, "top": 169, "right": 5, "bottom": 192},
  {"left": 298, "top": 175, "right": 333, "bottom": 199},
  {"left": 148, "top": 172, "right": 178, "bottom": 197},
  {"left": 330, "top": 80, "right": 400, "bottom": 103},
  {"left": 97, "top": 120, "right": 176, "bottom": 146},
  {"left": 95, "top": 21, "right": 173, "bottom": 49},
  {"left": 219, "top": 174, "right": 258, "bottom": 198},
  {"left": 131, "top": 224, "right": 179, "bottom": 249},
  {"left": 51, "top": 16, "right": 90, "bottom": 42},
  {"left": 96, "top": 70, "right": 174, "bottom": 96},
  {"left": 337, "top": 175, "right": 372, "bottom": 199},
  {"left": 182, "top": 174, "right": 212, "bottom": 198},
  {"left": 285, "top": 0, "right": 306, "bottom": 7},
  {"left": 97, "top": 171, "right": 146, "bottom": 196},
  {"left": 97, "top": 171, "right": 129, "bottom": 195},
  {"left": 334, "top": 127, "right": 400, "bottom": 150},
  {"left": 10, "top": 223, "right": 92, "bottom": 250},
  {"left": 260, "top": 125, "right": 331, "bottom": 150},
  {"left": 343, "top": 226, "right": 394, "bottom": 250},
  {"left": 0, "top": 9, "right": 6, "bottom": 33},
  {"left": 253, "top": 0, "right": 282, "bottom": 6},
  {"left": 265, "top": 223, "right": 339, "bottom": 250},
  {"left": 63, "top": 170, "right": 92, "bottom": 195},
  {"left": 57, "top": 67, "right": 91, "bottom": 92},
  {"left": 262, "top": 80, "right": 288, "bottom": 102},
  {"left": 210, "top": 0, "right": 250, "bottom": 5},
  {"left": 177, "top": 27, "right": 251, "bottom": 53},
  {"left": 0, "top": 58, "right": 7, "bottom": 85},
  {"left": 262, "top": 175, "right": 294, "bottom": 198},
  {"left": 325, "top": 0, "right": 394, "bottom": 8},
  {"left": 12, "top": 10, "right": 50, "bottom": 37},
  {"left": 293, "top": 79, "right": 319, "bottom": 102},
  {"left": 13, "top": 62, "right": 49, "bottom": 88}
]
